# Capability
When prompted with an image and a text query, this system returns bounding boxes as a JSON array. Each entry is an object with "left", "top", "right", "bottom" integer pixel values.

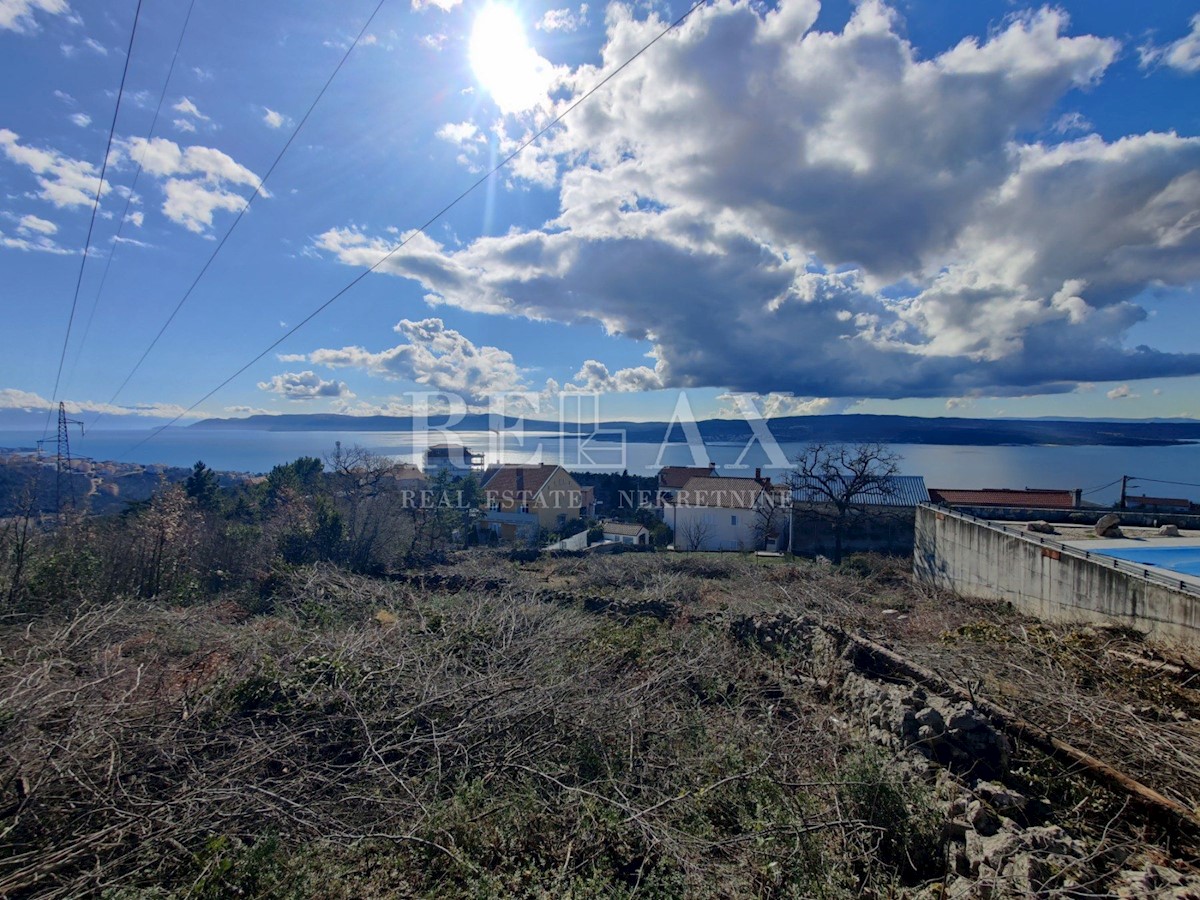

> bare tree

[
  {"left": 752, "top": 496, "right": 784, "bottom": 552},
  {"left": 787, "top": 442, "right": 901, "bottom": 562},
  {"left": 677, "top": 514, "right": 714, "bottom": 552}
]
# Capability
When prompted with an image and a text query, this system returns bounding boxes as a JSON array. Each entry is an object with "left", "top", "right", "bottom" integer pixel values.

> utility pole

[
  {"left": 1119, "top": 475, "right": 1128, "bottom": 510},
  {"left": 55, "top": 402, "right": 85, "bottom": 513}
]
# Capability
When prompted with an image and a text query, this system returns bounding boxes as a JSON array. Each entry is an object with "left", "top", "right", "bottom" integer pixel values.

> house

[
  {"left": 664, "top": 475, "right": 783, "bottom": 552},
  {"left": 927, "top": 487, "right": 1082, "bottom": 510},
  {"left": 480, "top": 464, "right": 588, "bottom": 541},
  {"left": 656, "top": 463, "right": 717, "bottom": 507},
  {"left": 580, "top": 485, "right": 597, "bottom": 518},
  {"left": 424, "top": 443, "right": 485, "bottom": 479},
  {"left": 383, "top": 464, "right": 428, "bottom": 492},
  {"left": 1125, "top": 495, "right": 1194, "bottom": 513},
  {"left": 602, "top": 521, "right": 650, "bottom": 546},
  {"left": 791, "top": 474, "right": 929, "bottom": 557}
]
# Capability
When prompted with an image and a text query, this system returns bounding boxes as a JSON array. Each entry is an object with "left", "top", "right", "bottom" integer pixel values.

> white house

[
  {"left": 602, "top": 521, "right": 650, "bottom": 545},
  {"left": 664, "top": 475, "right": 784, "bottom": 552}
]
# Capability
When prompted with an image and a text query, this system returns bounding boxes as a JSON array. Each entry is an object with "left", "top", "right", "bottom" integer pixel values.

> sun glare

[{"left": 469, "top": 4, "right": 553, "bottom": 114}]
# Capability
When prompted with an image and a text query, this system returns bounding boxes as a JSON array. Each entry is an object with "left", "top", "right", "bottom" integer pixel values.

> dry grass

[{"left": 2, "top": 550, "right": 1197, "bottom": 897}]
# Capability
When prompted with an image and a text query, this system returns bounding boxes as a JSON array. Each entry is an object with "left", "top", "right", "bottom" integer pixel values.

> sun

[{"left": 469, "top": 4, "right": 553, "bottom": 114}]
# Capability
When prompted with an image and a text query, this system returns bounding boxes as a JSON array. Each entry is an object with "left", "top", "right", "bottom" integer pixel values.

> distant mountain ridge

[{"left": 188, "top": 413, "right": 1200, "bottom": 447}]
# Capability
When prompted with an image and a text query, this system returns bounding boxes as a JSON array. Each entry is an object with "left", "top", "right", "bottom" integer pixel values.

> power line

[
  {"left": 68, "top": 0, "right": 199, "bottom": 407},
  {"left": 43, "top": 0, "right": 144, "bottom": 438},
  {"left": 1126, "top": 475, "right": 1200, "bottom": 490},
  {"left": 1081, "top": 478, "right": 1122, "bottom": 495},
  {"left": 95, "top": 0, "right": 391, "bottom": 427},
  {"left": 118, "top": 0, "right": 713, "bottom": 461}
]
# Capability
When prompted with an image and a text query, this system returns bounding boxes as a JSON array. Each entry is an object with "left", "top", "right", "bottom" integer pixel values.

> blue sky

[{"left": 1, "top": 0, "right": 1199, "bottom": 427}]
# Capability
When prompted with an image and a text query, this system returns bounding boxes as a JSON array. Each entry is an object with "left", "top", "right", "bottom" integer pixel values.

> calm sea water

[{"left": 2, "top": 428, "right": 1197, "bottom": 507}]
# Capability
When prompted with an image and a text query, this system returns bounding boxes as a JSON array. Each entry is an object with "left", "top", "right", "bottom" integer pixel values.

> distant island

[{"left": 189, "top": 412, "right": 1200, "bottom": 447}]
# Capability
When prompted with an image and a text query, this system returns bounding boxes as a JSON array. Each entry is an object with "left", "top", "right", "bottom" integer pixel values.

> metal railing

[{"left": 919, "top": 504, "right": 1200, "bottom": 600}]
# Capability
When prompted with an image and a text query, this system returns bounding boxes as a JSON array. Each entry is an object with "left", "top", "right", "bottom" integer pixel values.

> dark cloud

[{"left": 315, "top": 0, "right": 1200, "bottom": 400}]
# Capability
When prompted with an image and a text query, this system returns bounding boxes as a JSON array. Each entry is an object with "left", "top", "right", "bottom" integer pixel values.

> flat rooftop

[{"left": 983, "top": 518, "right": 1200, "bottom": 591}]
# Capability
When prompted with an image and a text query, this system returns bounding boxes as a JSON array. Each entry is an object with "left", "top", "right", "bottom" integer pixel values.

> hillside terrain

[{"left": 2, "top": 548, "right": 1199, "bottom": 898}]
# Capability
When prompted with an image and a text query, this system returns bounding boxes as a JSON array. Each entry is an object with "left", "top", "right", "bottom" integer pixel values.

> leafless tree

[
  {"left": 677, "top": 514, "right": 714, "bottom": 552},
  {"left": 787, "top": 442, "right": 901, "bottom": 562}
]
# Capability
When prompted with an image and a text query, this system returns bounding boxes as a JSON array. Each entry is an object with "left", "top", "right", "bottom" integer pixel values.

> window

[
  {"left": 731, "top": 515, "right": 738, "bottom": 526},
  {"left": 487, "top": 498, "right": 499, "bottom": 511}
]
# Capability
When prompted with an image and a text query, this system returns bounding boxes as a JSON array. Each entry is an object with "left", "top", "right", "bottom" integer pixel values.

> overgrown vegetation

[
  {"left": 0, "top": 452, "right": 481, "bottom": 612},
  {"left": 2, "top": 470, "right": 1198, "bottom": 897}
]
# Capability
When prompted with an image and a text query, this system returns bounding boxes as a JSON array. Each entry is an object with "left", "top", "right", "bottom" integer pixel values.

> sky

[{"left": 1, "top": 0, "right": 1199, "bottom": 430}]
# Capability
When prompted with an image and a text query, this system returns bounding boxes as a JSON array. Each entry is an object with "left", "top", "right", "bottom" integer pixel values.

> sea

[{"left": 2, "top": 428, "right": 1198, "bottom": 508}]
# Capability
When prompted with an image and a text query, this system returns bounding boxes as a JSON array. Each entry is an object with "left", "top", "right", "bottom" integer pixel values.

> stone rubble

[{"left": 730, "top": 611, "right": 1200, "bottom": 897}]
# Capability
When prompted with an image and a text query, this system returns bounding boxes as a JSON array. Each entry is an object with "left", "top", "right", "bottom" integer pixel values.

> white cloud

[
  {"left": 436, "top": 121, "right": 480, "bottom": 145},
  {"left": 1106, "top": 384, "right": 1140, "bottom": 400},
  {"left": 18, "top": 213, "right": 56, "bottom": 235},
  {"left": 192, "top": 66, "right": 213, "bottom": 81},
  {"left": 289, "top": 318, "right": 527, "bottom": 406},
  {"left": 537, "top": 4, "right": 588, "bottom": 32},
  {"left": 124, "top": 209, "right": 143, "bottom": 227},
  {"left": 411, "top": 0, "right": 461, "bottom": 11},
  {"left": 173, "top": 118, "right": 196, "bottom": 133},
  {"left": 0, "top": 0, "right": 69, "bottom": 33},
  {"left": 419, "top": 33, "right": 447, "bottom": 51},
  {"left": 0, "top": 128, "right": 110, "bottom": 207},
  {"left": 567, "top": 358, "right": 663, "bottom": 393},
  {"left": 315, "top": 0, "right": 1200, "bottom": 401},
  {"left": 1140, "top": 14, "right": 1200, "bottom": 73},
  {"left": 69, "top": 112, "right": 90, "bottom": 128},
  {"left": 0, "top": 387, "right": 203, "bottom": 418},
  {"left": 716, "top": 392, "right": 842, "bottom": 418},
  {"left": 262, "top": 107, "right": 290, "bottom": 129},
  {"left": 172, "top": 97, "right": 209, "bottom": 120},
  {"left": 123, "top": 136, "right": 267, "bottom": 232},
  {"left": 1052, "top": 111, "right": 1091, "bottom": 134},
  {"left": 82, "top": 36, "right": 106, "bottom": 54},
  {"left": 0, "top": 229, "right": 71, "bottom": 254},
  {"left": 257, "top": 371, "right": 354, "bottom": 401}
]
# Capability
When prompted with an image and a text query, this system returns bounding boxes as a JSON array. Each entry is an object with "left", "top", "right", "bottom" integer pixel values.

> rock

[
  {"left": 1159, "top": 524, "right": 1181, "bottom": 537},
  {"left": 967, "top": 800, "right": 1002, "bottom": 837},
  {"left": 1027, "top": 520, "right": 1056, "bottom": 534},
  {"left": 947, "top": 704, "right": 987, "bottom": 732},
  {"left": 1114, "top": 863, "right": 1200, "bottom": 897},
  {"left": 916, "top": 706, "right": 946, "bottom": 735},
  {"left": 1095, "top": 513, "right": 1122, "bottom": 537},
  {"left": 974, "top": 780, "right": 1028, "bottom": 818}
]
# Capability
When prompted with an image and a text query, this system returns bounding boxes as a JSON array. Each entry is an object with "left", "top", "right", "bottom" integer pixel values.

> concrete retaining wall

[{"left": 914, "top": 505, "right": 1200, "bottom": 648}]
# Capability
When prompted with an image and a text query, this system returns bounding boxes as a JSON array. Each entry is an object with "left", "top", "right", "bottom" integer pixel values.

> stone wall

[{"left": 914, "top": 505, "right": 1200, "bottom": 648}]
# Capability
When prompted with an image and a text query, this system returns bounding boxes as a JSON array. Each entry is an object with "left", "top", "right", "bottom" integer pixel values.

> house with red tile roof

[
  {"left": 656, "top": 463, "right": 717, "bottom": 506},
  {"left": 480, "top": 464, "right": 589, "bottom": 541}
]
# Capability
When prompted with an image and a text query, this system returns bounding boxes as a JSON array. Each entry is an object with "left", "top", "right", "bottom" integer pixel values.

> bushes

[{"left": 837, "top": 749, "right": 944, "bottom": 885}]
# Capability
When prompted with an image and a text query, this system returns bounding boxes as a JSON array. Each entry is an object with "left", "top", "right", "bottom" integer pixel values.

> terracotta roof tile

[
  {"left": 481, "top": 465, "right": 564, "bottom": 502},
  {"left": 658, "top": 466, "right": 716, "bottom": 489},
  {"left": 928, "top": 488, "right": 1076, "bottom": 509}
]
